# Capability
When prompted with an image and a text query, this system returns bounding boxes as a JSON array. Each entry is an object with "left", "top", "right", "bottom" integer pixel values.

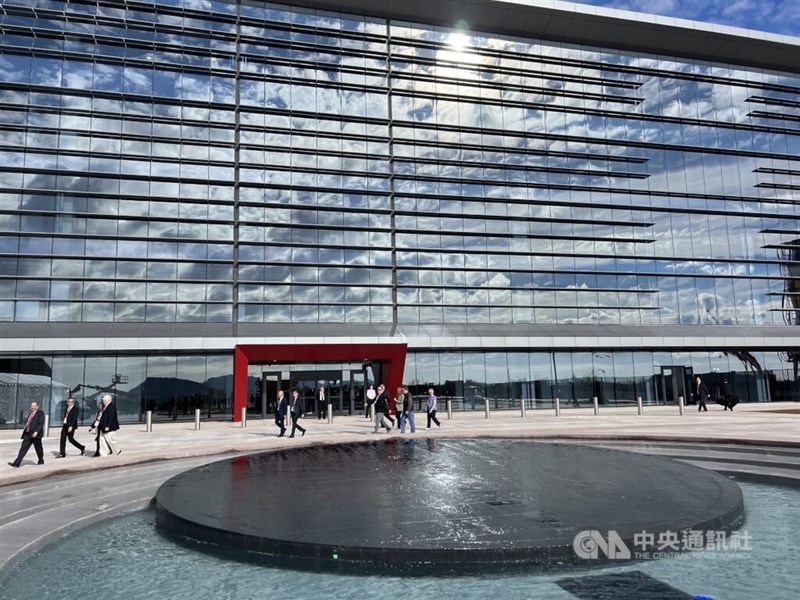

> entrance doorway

[
  {"left": 234, "top": 343, "right": 407, "bottom": 422},
  {"left": 659, "top": 366, "right": 693, "bottom": 405},
  {"left": 256, "top": 363, "right": 373, "bottom": 419},
  {"left": 291, "top": 370, "right": 342, "bottom": 415}
]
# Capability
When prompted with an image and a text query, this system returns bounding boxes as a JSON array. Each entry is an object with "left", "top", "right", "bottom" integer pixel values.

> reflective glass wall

[
  {"left": 0, "top": 353, "right": 233, "bottom": 427},
  {"left": 1, "top": 348, "right": 794, "bottom": 428},
  {"left": 0, "top": 0, "right": 798, "bottom": 327},
  {"left": 403, "top": 350, "right": 796, "bottom": 407}
]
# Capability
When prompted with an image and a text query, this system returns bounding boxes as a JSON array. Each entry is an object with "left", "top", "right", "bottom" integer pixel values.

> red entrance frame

[{"left": 233, "top": 343, "right": 408, "bottom": 421}]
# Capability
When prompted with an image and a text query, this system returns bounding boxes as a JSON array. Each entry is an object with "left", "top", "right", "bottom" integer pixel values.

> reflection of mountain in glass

[{"left": 126, "top": 376, "right": 232, "bottom": 417}]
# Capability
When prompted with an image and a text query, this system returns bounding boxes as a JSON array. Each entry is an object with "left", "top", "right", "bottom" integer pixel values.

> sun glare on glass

[{"left": 438, "top": 31, "right": 479, "bottom": 65}]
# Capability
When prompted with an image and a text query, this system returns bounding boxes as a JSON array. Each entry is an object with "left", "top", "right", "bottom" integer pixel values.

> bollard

[
  {"left": 678, "top": 395, "right": 685, "bottom": 416},
  {"left": 327, "top": 402, "right": 333, "bottom": 424},
  {"left": 146, "top": 410, "right": 152, "bottom": 432},
  {"left": 520, "top": 398, "right": 527, "bottom": 418},
  {"left": 637, "top": 396, "right": 643, "bottom": 417},
  {"left": 370, "top": 403, "right": 375, "bottom": 422},
  {"left": 240, "top": 406, "right": 247, "bottom": 428},
  {"left": 44, "top": 414, "right": 50, "bottom": 438},
  {"left": 555, "top": 397, "right": 561, "bottom": 417},
  {"left": 484, "top": 397, "right": 490, "bottom": 419},
  {"left": 592, "top": 396, "right": 599, "bottom": 415},
  {"left": 194, "top": 408, "right": 201, "bottom": 430},
  {"left": 446, "top": 398, "right": 452, "bottom": 420}
]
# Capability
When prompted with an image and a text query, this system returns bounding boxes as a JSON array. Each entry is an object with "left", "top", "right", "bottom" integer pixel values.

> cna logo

[{"left": 573, "top": 530, "right": 632, "bottom": 560}]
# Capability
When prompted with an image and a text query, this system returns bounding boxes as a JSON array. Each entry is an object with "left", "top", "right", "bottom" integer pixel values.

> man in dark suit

[
  {"left": 316, "top": 386, "right": 328, "bottom": 420},
  {"left": 693, "top": 375, "right": 709, "bottom": 412},
  {"left": 289, "top": 389, "right": 306, "bottom": 438},
  {"left": 56, "top": 397, "right": 86, "bottom": 458},
  {"left": 721, "top": 379, "right": 737, "bottom": 411},
  {"left": 8, "top": 401, "right": 46, "bottom": 468},
  {"left": 274, "top": 389, "right": 288, "bottom": 437}
]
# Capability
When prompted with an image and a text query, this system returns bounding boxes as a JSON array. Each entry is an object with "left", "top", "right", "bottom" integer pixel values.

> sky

[{"left": 571, "top": 0, "right": 800, "bottom": 37}]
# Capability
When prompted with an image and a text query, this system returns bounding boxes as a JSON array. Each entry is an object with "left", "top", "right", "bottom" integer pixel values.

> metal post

[
  {"left": 592, "top": 396, "right": 599, "bottom": 415},
  {"left": 555, "top": 397, "right": 561, "bottom": 417},
  {"left": 44, "top": 414, "right": 50, "bottom": 438},
  {"left": 678, "top": 395, "right": 685, "bottom": 416},
  {"left": 520, "top": 398, "right": 526, "bottom": 418},
  {"left": 370, "top": 403, "right": 375, "bottom": 422},
  {"left": 240, "top": 406, "right": 247, "bottom": 428},
  {"left": 146, "top": 410, "right": 152, "bottom": 432},
  {"left": 327, "top": 403, "right": 333, "bottom": 424},
  {"left": 637, "top": 396, "right": 643, "bottom": 417},
  {"left": 446, "top": 398, "right": 452, "bottom": 420},
  {"left": 194, "top": 408, "right": 201, "bottom": 430},
  {"left": 484, "top": 397, "right": 490, "bottom": 419}
]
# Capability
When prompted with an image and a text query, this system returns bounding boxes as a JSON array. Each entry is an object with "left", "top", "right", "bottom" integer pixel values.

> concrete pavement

[
  {"left": 1, "top": 402, "right": 798, "bottom": 486},
  {"left": 1, "top": 401, "right": 798, "bottom": 574}
]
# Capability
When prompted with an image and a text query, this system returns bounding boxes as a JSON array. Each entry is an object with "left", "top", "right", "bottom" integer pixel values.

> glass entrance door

[
  {"left": 350, "top": 369, "right": 366, "bottom": 415},
  {"left": 290, "top": 370, "right": 342, "bottom": 416},
  {"left": 659, "top": 366, "right": 693, "bottom": 405},
  {"left": 261, "top": 371, "right": 282, "bottom": 418}
]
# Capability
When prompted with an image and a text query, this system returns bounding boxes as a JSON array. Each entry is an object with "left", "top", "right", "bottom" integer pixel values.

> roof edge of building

[{"left": 287, "top": 0, "right": 800, "bottom": 74}]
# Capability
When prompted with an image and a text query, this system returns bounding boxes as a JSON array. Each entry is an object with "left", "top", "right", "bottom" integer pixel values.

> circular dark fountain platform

[{"left": 155, "top": 439, "right": 743, "bottom": 574}]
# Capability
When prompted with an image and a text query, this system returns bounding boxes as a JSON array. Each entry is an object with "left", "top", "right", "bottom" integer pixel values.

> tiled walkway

[{"left": 1, "top": 402, "right": 798, "bottom": 572}]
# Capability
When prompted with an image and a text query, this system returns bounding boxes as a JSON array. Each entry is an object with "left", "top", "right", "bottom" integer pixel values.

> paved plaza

[{"left": 1, "top": 402, "right": 798, "bottom": 573}]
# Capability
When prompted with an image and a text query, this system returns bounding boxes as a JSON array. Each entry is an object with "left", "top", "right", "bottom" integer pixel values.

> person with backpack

[{"left": 721, "top": 379, "right": 738, "bottom": 411}]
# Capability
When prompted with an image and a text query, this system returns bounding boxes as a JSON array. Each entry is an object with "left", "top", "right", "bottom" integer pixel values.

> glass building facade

[{"left": 1, "top": 0, "right": 798, "bottom": 426}]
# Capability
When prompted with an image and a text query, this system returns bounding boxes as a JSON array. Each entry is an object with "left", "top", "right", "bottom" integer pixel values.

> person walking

[
  {"left": 693, "top": 376, "right": 709, "bottom": 412},
  {"left": 274, "top": 389, "right": 288, "bottom": 437},
  {"left": 364, "top": 384, "right": 376, "bottom": 419},
  {"left": 97, "top": 394, "right": 121, "bottom": 456},
  {"left": 394, "top": 386, "right": 404, "bottom": 429},
  {"left": 8, "top": 401, "right": 46, "bottom": 468},
  {"left": 372, "top": 384, "right": 392, "bottom": 433},
  {"left": 289, "top": 389, "right": 306, "bottom": 438},
  {"left": 316, "top": 386, "right": 328, "bottom": 421},
  {"left": 377, "top": 384, "right": 394, "bottom": 427},
  {"left": 400, "top": 385, "right": 416, "bottom": 434},
  {"left": 88, "top": 400, "right": 104, "bottom": 457},
  {"left": 56, "top": 397, "right": 85, "bottom": 458},
  {"left": 426, "top": 388, "right": 442, "bottom": 428},
  {"left": 721, "top": 379, "right": 736, "bottom": 410}
]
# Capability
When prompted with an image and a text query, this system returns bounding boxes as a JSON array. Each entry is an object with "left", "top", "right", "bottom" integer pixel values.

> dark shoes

[
  {"left": 8, "top": 462, "right": 19, "bottom": 468},
  {"left": 301, "top": 429, "right": 306, "bottom": 437},
  {"left": 80, "top": 447, "right": 86, "bottom": 456},
  {"left": 92, "top": 453, "right": 100, "bottom": 457},
  {"left": 37, "top": 461, "right": 44, "bottom": 465},
  {"left": 289, "top": 434, "right": 295, "bottom": 438},
  {"left": 56, "top": 455, "right": 66, "bottom": 458}
]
